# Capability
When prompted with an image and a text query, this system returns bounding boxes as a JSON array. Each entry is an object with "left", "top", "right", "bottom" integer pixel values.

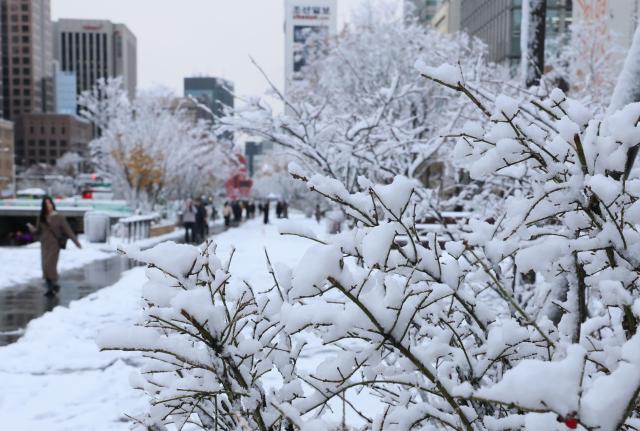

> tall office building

[
  {"left": 54, "top": 66, "right": 76, "bottom": 114},
  {"left": 184, "top": 77, "right": 234, "bottom": 122},
  {"left": 284, "top": 0, "right": 337, "bottom": 98},
  {"left": 54, "top": 19, "right": 137, "bottom": 100},
  {"left": 460, "top": 0, "right": 572, "bottom": 65},
  {"left": 0, "top": 0, "right": 54, "bottom": 121}
]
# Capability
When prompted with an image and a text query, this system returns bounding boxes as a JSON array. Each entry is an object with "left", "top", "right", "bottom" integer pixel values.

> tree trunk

[
  {"left": 521, "top": 0, "right": 547, "bottom": 87},
  {"left": 608, "top": 26, "right": 640, "bottom": 114}
]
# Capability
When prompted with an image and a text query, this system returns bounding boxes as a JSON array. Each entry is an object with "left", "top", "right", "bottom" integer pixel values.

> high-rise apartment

[
  {"left": 460, "top": 0, "right": 572, "bottom": 65},
  {"left": 0, "top": 0, "right": 54, "bottom": 121},
  {"left": 54, "top": 19, "right": 137, "bottom": 100}
]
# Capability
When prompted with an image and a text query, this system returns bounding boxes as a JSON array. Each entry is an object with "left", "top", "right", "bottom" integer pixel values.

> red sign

[{"left": 82, "top": 24, "right": 103, "bottom": 31}]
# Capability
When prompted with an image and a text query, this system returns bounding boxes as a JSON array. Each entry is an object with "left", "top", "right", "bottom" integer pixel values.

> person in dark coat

[
  {"left": 194, "top": 198, "right": 207, "bottom": 243},
  {"left": 222, "top": 202, "right": 231, "bottom": 227},
  {"left": 262, "top": 201, "right": 270, "bottom": 224},
  {"left": 276, "top": 201, "right": 283, "bottom": 219},
  {"left": 27, "top": 196, "right": 81, "bottom": 296}
]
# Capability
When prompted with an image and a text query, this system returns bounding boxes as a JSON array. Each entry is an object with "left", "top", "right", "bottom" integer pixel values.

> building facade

[
  {"left": 20, "top": 113, "right": 92, "bottom": 165},
  {"left": 573, "top": 0, "right": 640, "bottom": 51},
  {"left": 460, "top": 0, "right": 572, "bottom": 65},
  {"left": 183, "top": 77, "right": 234, "bottom": 121},
  {"left": 0, "top": 119, "right": 14, "bottom": 196},
  {"left": 431, "top": 0, "right": 461, "bottom": 33},
  {"left": 284, "top": 0, "right": 337, "bottom": 97},
  {"left": 54, "top": 66, "right": 76, "bottom": 114},
  {"left": 54, "top": 19, "right": 137, "bottom": 100},
  {"left": 405, "top": 0, "right": 443, "bottom": 24},
  {"left": 0, "top": 0, "right": 54, "bottom": 121}
]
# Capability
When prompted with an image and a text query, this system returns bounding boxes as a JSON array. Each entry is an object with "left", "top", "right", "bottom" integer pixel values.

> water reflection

[{"left": 0, "top": 255, "right": 137, "bottom": 346}]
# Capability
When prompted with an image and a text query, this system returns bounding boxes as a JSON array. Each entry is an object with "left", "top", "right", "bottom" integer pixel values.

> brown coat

[{"left": 32, "top": 212, "right": 81, "bottom": 282}]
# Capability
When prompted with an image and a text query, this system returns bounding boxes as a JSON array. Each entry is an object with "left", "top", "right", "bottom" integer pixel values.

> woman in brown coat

[{"left": 28, "top": 196, "right": 81, "bottom": 296}]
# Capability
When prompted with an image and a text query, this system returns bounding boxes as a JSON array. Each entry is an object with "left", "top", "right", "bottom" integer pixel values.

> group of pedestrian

[
  {"left": 275, "top": 200, "right": 289, "bottom": 219},
  {"left": 182, "top": 197, "right": 209, "bottom": 244},
  {"left": 222, "top": 201, "right": 259, "bottom": 228}
]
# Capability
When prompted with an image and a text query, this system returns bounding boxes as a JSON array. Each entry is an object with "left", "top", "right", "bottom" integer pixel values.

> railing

[{"left": 118, "top": 213, "right": 159, "bottom": 243}]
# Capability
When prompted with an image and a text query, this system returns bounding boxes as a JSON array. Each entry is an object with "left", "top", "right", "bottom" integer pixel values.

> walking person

[
  {"left": 262, "top": 201, "right": 270, "bottom": 224},
  {"left": 27, "top": 196, "right": 81, "bottom": 296},
  {"left": 276, "top": 201, "right": 283, "bottom": 219},
  {"left": 223, "top": 202, "right": 232, "bottom": 228},
  {"left": 182, "top": 198, "right": 196, "bottom": 243},
  {"left": 194, "top": 198, "right": 207, "bottom": 243}
]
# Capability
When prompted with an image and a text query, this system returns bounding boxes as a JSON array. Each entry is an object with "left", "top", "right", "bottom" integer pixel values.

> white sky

[{"left": 51, "top": 0, "right": 383, "bottom": 100}]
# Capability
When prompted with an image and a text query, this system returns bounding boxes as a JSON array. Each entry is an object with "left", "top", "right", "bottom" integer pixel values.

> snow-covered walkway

[{"left": 0, "top": 215, "right": 322, "bottom": 430}]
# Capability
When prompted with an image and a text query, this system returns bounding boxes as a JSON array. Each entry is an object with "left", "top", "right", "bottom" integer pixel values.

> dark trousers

[{"left": 184, "top": 222, "right": 195, "bottom": 243}]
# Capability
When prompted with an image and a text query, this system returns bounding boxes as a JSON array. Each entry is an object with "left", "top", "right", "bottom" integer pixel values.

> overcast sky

[{"left": 51, "top": 1, "right": 380, "bottom": 100}]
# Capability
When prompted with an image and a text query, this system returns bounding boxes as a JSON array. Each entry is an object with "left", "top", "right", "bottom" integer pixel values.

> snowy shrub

[{"left": 100, "top": 58, "right": 640, "bottom": 431}]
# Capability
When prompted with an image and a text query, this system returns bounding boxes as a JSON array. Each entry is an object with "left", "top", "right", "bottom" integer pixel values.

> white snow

[{"left": 414, "top": 60, "right": 462, "bottom": 86}]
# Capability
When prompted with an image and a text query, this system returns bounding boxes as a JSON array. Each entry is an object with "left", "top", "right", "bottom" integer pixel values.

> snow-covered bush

[{"left": 100, "top": 53, "right": 640, "bottom": 431}]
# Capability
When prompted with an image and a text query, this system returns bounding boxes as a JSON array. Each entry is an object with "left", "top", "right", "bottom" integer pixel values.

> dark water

[{"left": 0, "top": 254, "right": 137, "bottom": 346}]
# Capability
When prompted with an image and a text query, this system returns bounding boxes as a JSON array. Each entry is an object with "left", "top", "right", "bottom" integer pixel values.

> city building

[
  {"left": 405, "top": 0, "right": 442, "bottom": 24},
  {"left": 284, "top": 0, "right": 337, "bottom": 97},
  {"left": 0, "top": 0, "right": 54, "bottom": 121},
  {"left": 183, "top": 77, "right": 234, "bottom": 122},
  {"left": 460, "top": 0, "right": 572, "bottom": 65},
  {"left": 54, "top": 64, "right": 76, "bottom": 114},
  {"left": 54, "top": 19, "right": 137, "bottom": 100},
  {"left": 573, "top": 0, "right": 640, "bottom": 52},
  {"left": 19, "top": 113, "right": 93, "bottom": 165},
  {"left": 431, "top": 0, "right": 461, "bottom": 33},
  {"left": 245, "top": 140, "right": 274, "bottom": 177},
  {"left": 0, "top": 120, "right": 15, "bottom": 196}
]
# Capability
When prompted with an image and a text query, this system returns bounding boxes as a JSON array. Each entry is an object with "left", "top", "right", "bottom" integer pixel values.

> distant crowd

[{"left": 180, "top": 198, "right": 291, "bottom": 244}]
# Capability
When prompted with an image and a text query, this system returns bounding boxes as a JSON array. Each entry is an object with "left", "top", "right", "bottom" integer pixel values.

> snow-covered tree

[
  {"left": 222, "top": 12, "right": 501, "bottom": 197},
  {"left": 100, "top": 52, "right": 640, "bottom": 429},
  {"left": 79, "top": 78, "right": 235, "bottom": 209}
]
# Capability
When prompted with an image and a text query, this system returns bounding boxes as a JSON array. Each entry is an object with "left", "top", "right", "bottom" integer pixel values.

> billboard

[{"left": 284, "top": 0, "right": 337, "bottom": 96}]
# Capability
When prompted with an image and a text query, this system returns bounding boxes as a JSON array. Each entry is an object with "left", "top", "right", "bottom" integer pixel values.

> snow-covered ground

[{"left": 0, "top": 215, "right": 324, "bottom": 430}]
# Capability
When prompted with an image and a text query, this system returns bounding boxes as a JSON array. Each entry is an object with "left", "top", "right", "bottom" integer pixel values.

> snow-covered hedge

[{"left": 100, "top": 67, "right": 640, "bottom": 430}]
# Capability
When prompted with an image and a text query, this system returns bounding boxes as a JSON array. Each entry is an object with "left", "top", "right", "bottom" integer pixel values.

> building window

[{"left": 20, "top": 4, "right": 28, "bottom": 11}]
